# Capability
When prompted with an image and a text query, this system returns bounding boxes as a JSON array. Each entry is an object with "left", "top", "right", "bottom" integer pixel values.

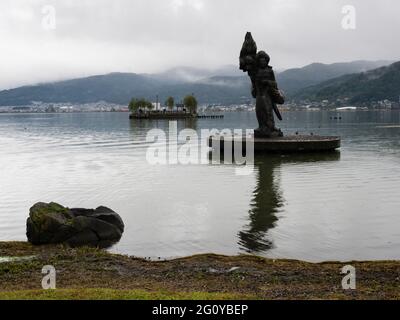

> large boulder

[{"left": 26, "top": 202, "right": 124, "bottom": 247}]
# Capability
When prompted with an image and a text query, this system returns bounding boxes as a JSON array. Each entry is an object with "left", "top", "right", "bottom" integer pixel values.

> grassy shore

[{"left": 0, "top": 242, "right": 399, "bottom": 300}]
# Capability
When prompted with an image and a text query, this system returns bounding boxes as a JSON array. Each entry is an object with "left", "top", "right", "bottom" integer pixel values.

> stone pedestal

[{"left": 208, "top": 135, "right": 341, "bottom": 153}]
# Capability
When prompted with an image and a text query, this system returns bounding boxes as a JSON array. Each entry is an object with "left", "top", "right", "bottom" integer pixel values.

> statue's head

[{"left": 256, "top": 51, "right": 270, "bottom": 68}]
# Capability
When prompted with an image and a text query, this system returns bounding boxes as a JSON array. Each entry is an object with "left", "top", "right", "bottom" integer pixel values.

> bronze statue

[{"left": 240, "top": 32, "right": 285, "bottom": 138}]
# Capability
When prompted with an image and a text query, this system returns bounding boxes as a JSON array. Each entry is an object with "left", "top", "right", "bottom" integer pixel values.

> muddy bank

[{"left": 0, "top": 242, "right": 399, "bottom": 300}]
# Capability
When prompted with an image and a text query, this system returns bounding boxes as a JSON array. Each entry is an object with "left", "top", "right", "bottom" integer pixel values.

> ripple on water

[{"left": 1, "top": 111, "right": 400, "bottom": 261}]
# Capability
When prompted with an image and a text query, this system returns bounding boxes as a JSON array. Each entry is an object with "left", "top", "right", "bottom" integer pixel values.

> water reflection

[
  {"left": 239, "top": 152, "right": 341, "bottom": 254},
  {"left": 128, "top": 118, "right": 198, "bottom": 137},
  {"left": 238, "top": 155, "right": 283, "bottom": 253}
]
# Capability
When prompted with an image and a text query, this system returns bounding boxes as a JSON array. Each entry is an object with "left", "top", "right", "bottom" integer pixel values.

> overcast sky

[{"left": 0, "top": 0, "right": 399, "bottom": 89}]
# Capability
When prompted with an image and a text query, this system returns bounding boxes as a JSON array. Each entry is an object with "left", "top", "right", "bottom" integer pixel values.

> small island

[{"left": 129, "top": 95, "right": 198, "bottom": 119}]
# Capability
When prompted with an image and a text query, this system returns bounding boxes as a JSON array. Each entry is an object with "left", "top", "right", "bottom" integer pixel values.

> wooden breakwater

[
  {"left": 129, "top": 112, "right": 224, "bottom": 120},
  {"left": 196, "top": 114, "right": 224, "bottom": 119}
]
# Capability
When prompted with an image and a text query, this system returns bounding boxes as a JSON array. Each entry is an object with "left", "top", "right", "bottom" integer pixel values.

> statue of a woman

[{"left": 240, "top": 32, "right": 285, "bottom": 138}]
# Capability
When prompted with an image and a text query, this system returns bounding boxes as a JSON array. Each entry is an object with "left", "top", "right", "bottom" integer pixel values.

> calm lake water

[{"left": 0, "top": 110, "right": 399, "bottom": 262}]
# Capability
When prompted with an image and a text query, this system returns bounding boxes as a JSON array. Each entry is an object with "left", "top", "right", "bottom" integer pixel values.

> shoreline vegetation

[
  {"left": 128, "top": 95, "right": 202, "bottom": 120},
  {"left": 0, "top": 242, "right": 398, "bottom": 300}
]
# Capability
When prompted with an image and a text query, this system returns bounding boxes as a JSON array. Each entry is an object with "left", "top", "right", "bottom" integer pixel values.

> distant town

[{"left": 0, "top": 98, "right": 399, "bottom": 114}]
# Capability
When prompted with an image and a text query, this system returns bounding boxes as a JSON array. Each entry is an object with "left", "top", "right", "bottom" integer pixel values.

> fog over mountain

[
  {"left": 0, "top": 60, "right": 395, "bottom": 106},
  {"left": 152, "top": 65, "right": 242, "bottom": 83},
  {"left": 1, "top": 0, "right": 400, "bottom": 90}
]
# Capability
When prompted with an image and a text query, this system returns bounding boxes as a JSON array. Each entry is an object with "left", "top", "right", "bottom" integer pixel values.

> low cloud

[{"left": 0, "top": 0, "right": 399, "bottom": 89}]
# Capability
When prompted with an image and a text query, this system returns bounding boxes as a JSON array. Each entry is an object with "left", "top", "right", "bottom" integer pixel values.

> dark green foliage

[
  {"left": 183, "top": 95, "right": 198, "bottom": 113},
  {"left": 292, "top": 61, "right": 400, "bottom": 104},
  {"left": 129, "top": 98, "right": 153, "bottom": 112},
  {"left": 278, "top": 60, "right": 392, "bottom": 95},
  {"left": 165, "top": 96, "right": 174, "bottom": 110}
]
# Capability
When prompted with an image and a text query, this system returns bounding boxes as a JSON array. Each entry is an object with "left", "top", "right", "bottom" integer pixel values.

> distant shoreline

[{"left": 1, "top": 109, "right": 399, "bottom": 116}]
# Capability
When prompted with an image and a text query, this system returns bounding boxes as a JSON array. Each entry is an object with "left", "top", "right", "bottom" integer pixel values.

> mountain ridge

[
  {"left": 292, "top": 61, "right": 400, "bottom": 104},
  {"left": 0, "top": 60, "right": 395, "bottom": 106},
  {"left": 277, "top": 60, "right": 394, "bottom": 95}
]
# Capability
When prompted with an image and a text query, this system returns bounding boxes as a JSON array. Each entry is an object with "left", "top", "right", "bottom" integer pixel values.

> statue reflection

[
  {"left": 238, "top": 152, "right": 340, "bottom": 254},
  {"left": 238, "top": 155, "right": 282, "bottom": 253},
  {"left": 209, "top": 151, "right": 340, "bottom": 254}
]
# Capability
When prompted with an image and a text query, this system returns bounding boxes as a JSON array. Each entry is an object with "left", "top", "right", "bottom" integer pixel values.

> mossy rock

[{"left": 26, "top": 202, "right": 124, "bottom": 247}]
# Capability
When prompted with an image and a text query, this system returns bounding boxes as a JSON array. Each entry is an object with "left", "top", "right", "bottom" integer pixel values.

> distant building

[
  {"left": 336, "top": 106, "right": 357, "bottom": 111},
  {"left": 152, "top": 102, "right": 162, "bottom": 110},
  {"left": 176, "top": 103, "right": 185, "bottom": 111},
  {"left": 59, "top": 106, "right": 73, "bottom": 112},
  {"left": 12, "top": 106, "right": 31, "bottom": 112}
]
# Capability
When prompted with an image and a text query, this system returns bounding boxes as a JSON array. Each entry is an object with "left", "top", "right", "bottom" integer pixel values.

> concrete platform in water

[{"left": 208, "top": 135, "right": 341, "bottom": 153}]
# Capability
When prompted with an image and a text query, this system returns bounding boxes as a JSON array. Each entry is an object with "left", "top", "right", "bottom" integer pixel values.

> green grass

[
  {"left": 0, "top": 260, "right": 41, "bottom": 275},
  {"left": 0, "top": 289, "right": 256, "bottom": 300}
]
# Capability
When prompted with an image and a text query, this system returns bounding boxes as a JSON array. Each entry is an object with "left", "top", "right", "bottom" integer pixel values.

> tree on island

[
  {"left": 129, "top": 98, "right": 153, "bottom": 113},
  {"left": 128, "top": 98, "right": 138, "bottom": 112},
  {"left": 165, "top": 96, "right": 175, "bottom": 111},
  {"left": 146, "top": 101, "right": 154, "bottom": 111},
  {"left": 183, "top": 95, "right": 198, "bottom": 114}
]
